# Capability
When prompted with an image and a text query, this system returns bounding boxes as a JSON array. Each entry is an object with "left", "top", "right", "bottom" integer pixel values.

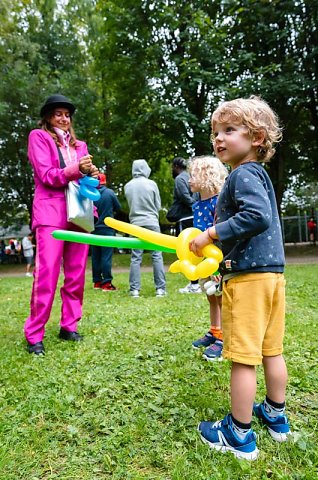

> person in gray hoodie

[{"left": 124, "top": 159, "right": 166, "bottom": 297}]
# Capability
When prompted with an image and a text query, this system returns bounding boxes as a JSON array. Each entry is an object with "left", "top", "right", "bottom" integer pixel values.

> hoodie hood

[{"left": 132, "top": 159, "right": 151, "bottom": 178}]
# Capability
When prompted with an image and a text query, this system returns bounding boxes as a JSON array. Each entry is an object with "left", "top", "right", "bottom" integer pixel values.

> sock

[
  {"left": 264, "top": 396, "right": 285, "bottom": 418},
  {"left": 210, "top": 326, "right": 223, "bottom": 341},
  {"left": 231, "top": 414, "right": 252, "bottom": 440}
]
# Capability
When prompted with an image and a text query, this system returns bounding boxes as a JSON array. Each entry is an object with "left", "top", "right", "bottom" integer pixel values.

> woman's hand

[
  {"left": 79, "top": 156, "right": 99, "bottom": 177},
  {"left": 79, "top": 155, "right": 93, "bottom": 174},
  {"left": 89, "top": 165, "right": 100, "bottom": 178},
  {"left": 189, "top": 227, "right": 218, "bottom": 257}
]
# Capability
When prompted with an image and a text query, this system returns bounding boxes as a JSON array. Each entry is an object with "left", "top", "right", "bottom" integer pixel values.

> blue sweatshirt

[
  {"left": 94, "top": 186, "right": 121, "bottom": 233},
  {"left": 215, "top": 162, "right": 285, "bottom": 275}
]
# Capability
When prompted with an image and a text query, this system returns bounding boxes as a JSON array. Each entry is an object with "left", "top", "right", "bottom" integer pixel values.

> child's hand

[{"left": 189, "top": 230, "right": 211, "bottom": 257}]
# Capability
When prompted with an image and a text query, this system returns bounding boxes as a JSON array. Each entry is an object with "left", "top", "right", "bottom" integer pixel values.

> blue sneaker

[
  {"left": 198, "top": 414, "right": 259, "bottom": 461},
  {"left": 192, "top": 332, "right": 217, "bottom": 349},
  {"left": 202, "top": 340, "right": 223, "bottom": 361},
  {"left": 253, "top": 402, "right": 291, "bottom": 442}
]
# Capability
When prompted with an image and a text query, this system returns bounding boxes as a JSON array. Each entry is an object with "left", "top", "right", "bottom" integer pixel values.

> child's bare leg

[
  {"left": 192, "top": 294, "right": 222, "bottom": 350},
  {"left": 231, "top": 362, "right": 256, "bottom": 423},
  {"left": 263, "top": 355, "right": 288, "bottom": 403},
  {"left": 208, "top": 294, "right": 222, "bottom": 329}
]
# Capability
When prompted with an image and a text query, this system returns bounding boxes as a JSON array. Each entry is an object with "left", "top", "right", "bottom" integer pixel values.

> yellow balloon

[
  {"left": 174, "top": 227, "right": 223, "bottom": 279},
  {"left": 104, "top": 217, "right": 223, "bottom": 281},
  {"left": 195, "top": 257, "right": 219, "bottom": 279},
  {"left": 169, "top": 260, "right": 182, "bottom": 274},
  {"left": 179, "top": 260, "right": 198, "bottom": 281},
  {"left": 169, "top": 257, "right": 219, "bottom": 281},
  {"left": 202, "top": 243, "right": 223, "bottom": 264},
  {"left": 105, "top": 217, "right": 177, "bottom": 250},
  {"left": 176, "top": 228, "right": 203, "bottom": 265}
]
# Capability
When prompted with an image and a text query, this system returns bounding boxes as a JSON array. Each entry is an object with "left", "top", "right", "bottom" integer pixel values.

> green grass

[
  {"left": 0, "top": 264, "right": 317, "bottom": 479},
  {"left": 0, "top": 252, "right": 178, "bottom": 273}
]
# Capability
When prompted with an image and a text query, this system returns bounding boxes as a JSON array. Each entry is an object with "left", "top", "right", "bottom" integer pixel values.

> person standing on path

[
  {"left": 22, "top": 232, "right": 34, "bottom": 277},
  {"left": 124, "top": 159, "right": 166, "bottom": 298},
  {"left": 307, "top": 217, "right": 316, "bottom": 245}
]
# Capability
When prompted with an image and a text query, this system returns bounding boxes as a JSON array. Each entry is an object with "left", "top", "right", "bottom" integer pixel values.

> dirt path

[{"left": 284, "top": 256, "right": 318, "bottom": 264}]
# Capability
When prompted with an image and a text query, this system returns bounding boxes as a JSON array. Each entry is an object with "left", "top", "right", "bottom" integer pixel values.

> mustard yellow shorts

[{"left": 221, "top": 272, "right": 285, "bottom": 366}]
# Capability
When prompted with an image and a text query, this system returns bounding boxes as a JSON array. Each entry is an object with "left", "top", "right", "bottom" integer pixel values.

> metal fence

[{"left": 281, "top": 213, "right": 318, "bottom": 244}]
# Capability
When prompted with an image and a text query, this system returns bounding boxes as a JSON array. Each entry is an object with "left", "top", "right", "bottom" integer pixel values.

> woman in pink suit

[{"left": 24, "top": 94, "right": 99, "bottom": 355}]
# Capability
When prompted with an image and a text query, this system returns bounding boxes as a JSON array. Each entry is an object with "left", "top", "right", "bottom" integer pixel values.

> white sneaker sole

[
  {"left": 130, "top": 290, "right": 140, "bottom": 298},
  {"left": 179, "top": 290, "right": 202, "bottom": 294},
  {"left": 267, "top": 427, "right": 291, "bottom": 442},
  {"left": 203, "top": 354, "right": 223, "bottom": 362},
  {"left": 199, "top": 432, "right": 259, "bottom": 461}
]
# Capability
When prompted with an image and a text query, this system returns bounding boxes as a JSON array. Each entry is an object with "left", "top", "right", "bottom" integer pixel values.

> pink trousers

[{"left": 24, "top": 226, "right": 89, "bottom": 344}]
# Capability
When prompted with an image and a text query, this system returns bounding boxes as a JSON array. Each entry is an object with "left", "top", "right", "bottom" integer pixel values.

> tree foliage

[
  {"left": 0, "top": 0, "right": 317, "bottom": 227},
  {"left": 0, "top": 0, "right": 98, "bottom": 227},
  {"left": 94, "top": 0, "right": 318, "bottom": 210}
]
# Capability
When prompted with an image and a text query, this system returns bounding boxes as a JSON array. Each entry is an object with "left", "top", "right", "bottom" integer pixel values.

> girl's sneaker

[
  {"left": 253, "top": 402, "right": 291, "bottom": 442},
  {"left": 202, "top": 340, "right": 223, "bottom": 361},
  {"left": 179, "top": 283, "right": 202, "bottom": 294},
  {"left": 198, "top": 414, "right": 259, "bottom": 461},
  {"left": 192, "top": 332, "right": 217, "bottom": 349}
]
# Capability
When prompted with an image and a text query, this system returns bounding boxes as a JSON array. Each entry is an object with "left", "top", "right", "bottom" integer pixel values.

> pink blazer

[{"left": 28, "top": 129, "right": 89, "bottom": 229}]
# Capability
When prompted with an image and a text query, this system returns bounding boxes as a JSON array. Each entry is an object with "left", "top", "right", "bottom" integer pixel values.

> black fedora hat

[{"left": 40, "top": 94, "right": 76, "bottom": 117}]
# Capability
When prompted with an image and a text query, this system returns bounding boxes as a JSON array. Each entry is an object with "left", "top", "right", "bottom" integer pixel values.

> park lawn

[{"left": 0, "top": 263, "right": 317, "bottom": 480}]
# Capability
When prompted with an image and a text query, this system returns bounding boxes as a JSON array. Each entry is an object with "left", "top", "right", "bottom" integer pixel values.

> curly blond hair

[
  {"left": 188, "top": 155, "right": 228, "bottom": 195},
  {"left": 211, "top": 96, "right": 282, "bottom": 162}
]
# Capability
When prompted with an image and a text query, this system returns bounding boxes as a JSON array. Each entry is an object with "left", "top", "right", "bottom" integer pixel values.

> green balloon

[{"left": 52, "top": 230, "right": 176, "bottom": 253}]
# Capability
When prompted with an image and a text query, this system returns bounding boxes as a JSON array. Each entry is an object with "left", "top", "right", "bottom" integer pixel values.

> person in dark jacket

[
  {"left": 167, "top": 157, "right": 194, "bottom": 232},
  {"left": 92, "top": 173, "right": 121, "bottom": 291},
  {"left": 167, "top": 156, "right": 201, "bottom": 294}
]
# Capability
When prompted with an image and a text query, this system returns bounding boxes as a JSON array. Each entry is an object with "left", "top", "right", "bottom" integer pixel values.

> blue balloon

[
  {"left": 78, "top": 176, "right": 101, "bottom": 201},
  {"left": 79, "top": 176, "right": 99, "bottom": 188},
  {"left": 79, "top": 183, "right": 101, "bottom": 201}
]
